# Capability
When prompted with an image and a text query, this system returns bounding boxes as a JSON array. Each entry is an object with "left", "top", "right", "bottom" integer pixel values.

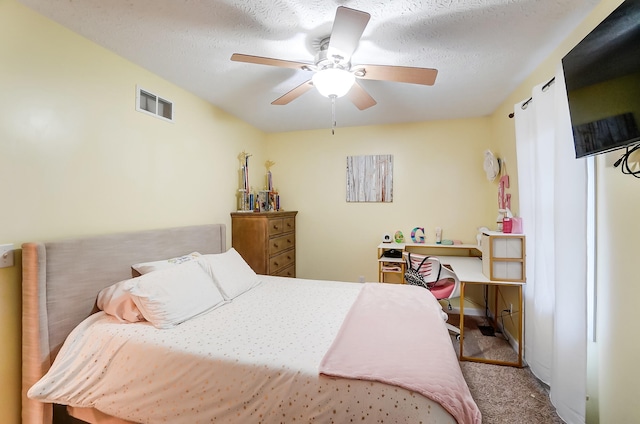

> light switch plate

[{"left": 0, "top": 244, "right": 15, "bottom": 268}]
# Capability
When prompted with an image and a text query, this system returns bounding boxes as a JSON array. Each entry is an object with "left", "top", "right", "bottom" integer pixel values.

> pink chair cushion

[{"left": 429, "top": 279, "right": 456, "bottom": 300}]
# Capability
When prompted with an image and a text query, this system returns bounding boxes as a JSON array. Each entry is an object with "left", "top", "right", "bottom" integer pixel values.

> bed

[{"left": 21, "top": 224, "right": 481, "bottom": 424}]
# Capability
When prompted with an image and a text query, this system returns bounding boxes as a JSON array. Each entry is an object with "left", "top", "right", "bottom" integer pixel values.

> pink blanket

[{"left": 319, "top": 283, "right": 481, "bottom": 424}]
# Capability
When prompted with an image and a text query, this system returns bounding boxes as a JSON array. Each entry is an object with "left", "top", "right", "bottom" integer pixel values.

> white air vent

[{"left": 136, "top": 86, "right": 173, "bottom": 122}]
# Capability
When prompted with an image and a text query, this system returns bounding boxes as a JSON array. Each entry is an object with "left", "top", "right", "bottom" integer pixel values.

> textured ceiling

[{"left": 18, "top": 0, "right": 599, "bottom": 133}]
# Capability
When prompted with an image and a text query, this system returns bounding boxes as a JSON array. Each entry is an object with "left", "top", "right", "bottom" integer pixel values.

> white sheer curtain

[{"left": 514, "top": 65, "right": 587, "bottom": 424}]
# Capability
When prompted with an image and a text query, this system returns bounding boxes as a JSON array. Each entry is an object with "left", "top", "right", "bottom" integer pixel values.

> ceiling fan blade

[
  {"left": 327, "top": 7, "right": 370, "bottom": 61},
  {"left": 231, "top": 53, "right": 312, "bottom": 71},
  {"left": 348, "top": 81, "right": 377, "bottom": 110},
  {"left": 354, "top": 64, "right": 438, "bottom": 86},
  {"left": 271, "top": 80, "right": 314, "bottom": 105}
]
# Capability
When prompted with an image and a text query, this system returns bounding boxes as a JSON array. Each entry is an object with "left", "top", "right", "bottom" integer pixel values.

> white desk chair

[{"left": 404, "top": 252, "right": 461, "bottom": 337}]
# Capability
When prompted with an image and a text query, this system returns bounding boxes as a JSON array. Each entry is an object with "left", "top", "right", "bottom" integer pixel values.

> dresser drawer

[
  {"left": 283, "top": 217, "right": 295, "bottom": 233},
  {"left": 268, "top": 218, "right": 285, "bottom": 236},
  {"left": 274, "top": 265, "right": 295, "bottom": 278},
  {"left": 269, "top": 250, "right": 295, "bottom": 273},
  {"left": 269, "top": 233, "right": 295, "bottom": 255}
]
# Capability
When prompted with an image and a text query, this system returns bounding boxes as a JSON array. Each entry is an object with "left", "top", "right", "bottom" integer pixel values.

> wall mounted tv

[{"left": 562, "top": 0, "right": 640, "bottom": 158}]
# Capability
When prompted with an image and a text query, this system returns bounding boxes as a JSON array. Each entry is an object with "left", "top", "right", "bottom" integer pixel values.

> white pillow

[
  {"left": 97, "top": 279, "right": 144, "bottom": 323},
  {"left": 198, "top": 248, "right": 260, "bottom": 300},
  {"left": 129, "top": 260, "right": 226, "bottom": 329},
  {"left": 131, "top": 252, "right": 202, "bottom": 276}
]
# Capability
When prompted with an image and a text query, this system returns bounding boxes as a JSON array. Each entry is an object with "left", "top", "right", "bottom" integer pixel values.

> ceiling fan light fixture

[{"left": 312, "top": 68, "right": 355, "bottom": 98}]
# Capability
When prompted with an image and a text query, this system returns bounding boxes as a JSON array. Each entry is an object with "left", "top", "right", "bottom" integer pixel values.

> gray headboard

[{"left": 22, "top": 224, "right": 227, "bottom": 424}]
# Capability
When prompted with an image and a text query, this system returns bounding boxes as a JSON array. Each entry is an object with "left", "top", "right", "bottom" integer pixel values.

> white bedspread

[{"left": 29, "top": 277, "right": 460, "bottom": 423}]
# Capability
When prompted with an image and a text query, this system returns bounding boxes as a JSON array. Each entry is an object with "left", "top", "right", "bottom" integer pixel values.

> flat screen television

[{"left": 562, "top": 0, "right": 640, "bottom": 158}]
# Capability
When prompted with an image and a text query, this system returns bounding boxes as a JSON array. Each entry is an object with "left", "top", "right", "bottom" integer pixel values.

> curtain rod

[{"left": 508, "top": 77, "right": 556, "bottom": 118}]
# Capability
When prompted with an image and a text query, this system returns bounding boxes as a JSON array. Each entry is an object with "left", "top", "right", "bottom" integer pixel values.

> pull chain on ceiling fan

[{"left": 231, "top": 6, "right": 439, "bottom": 131}]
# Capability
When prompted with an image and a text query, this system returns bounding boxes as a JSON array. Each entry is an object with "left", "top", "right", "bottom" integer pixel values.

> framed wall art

[{"left": 346, "top": 154, "right": 393, "bottom": 202}]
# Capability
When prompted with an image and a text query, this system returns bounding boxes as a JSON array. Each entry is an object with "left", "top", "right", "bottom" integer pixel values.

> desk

[
  {"left": 377, "top": 242, "right": 481, "bottom": 283},
  {"left": 438, "top": 255, "right": 524, "bottom": 367},
  {"left": 376, "top": 243, "right": 524, "bottom": 367}
]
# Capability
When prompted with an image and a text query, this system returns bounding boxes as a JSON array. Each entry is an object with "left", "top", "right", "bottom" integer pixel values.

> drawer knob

[
  {"left": 273, "top": 243, "right": 279, "bottom": 248},
  {"left": 273, "top": 225, "right": 279, "bottom": 230},
  {"left": 274, "top": 262, "right": 279, "bottom": 267}
]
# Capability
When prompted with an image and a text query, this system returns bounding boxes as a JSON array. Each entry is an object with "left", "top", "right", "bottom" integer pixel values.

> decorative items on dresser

[
  {"left": 236, "top": 151, "right": 281, "bottom": 213},
  {"left": 231, "top": 211, "right": 297, "bottom": 277}
]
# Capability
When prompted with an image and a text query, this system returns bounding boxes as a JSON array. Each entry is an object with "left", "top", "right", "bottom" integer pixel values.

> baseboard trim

[
  {"left": 446, "top": 306, "right": 485, "bottom": 317},
  {"left": 490, "top": 311, "right": 521, "bottom": 359},
  {"left": 497, "top": 319, "right": 521, "bottom": 358}
]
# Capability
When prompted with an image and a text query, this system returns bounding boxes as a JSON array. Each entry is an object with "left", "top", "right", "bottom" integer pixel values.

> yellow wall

[
  {"left": 265, "top": 119, "right": 498, "bottom": 283},
  {"left": 0, "top": 1, "right": 266, "bottom": 422},
  {"left": 264, "top": 119, "right": 499, "bottom": 320},
  {"left": 594, "top": 150, "right": 640, "bottom": 424}
]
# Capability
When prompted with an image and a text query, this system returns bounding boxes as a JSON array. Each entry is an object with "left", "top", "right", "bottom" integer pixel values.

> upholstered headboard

[{"left": 21, "top": 224, "right": 227, "bottom": 424}]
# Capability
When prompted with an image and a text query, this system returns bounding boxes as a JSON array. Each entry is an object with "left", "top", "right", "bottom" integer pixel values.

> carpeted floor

[{"left": 448, "top": 314, "right": 565, "bottom": 424}]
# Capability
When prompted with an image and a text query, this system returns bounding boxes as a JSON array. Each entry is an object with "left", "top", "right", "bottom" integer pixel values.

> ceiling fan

[{"left": 230, "top": 6, "right": 438, "bottom": 111}]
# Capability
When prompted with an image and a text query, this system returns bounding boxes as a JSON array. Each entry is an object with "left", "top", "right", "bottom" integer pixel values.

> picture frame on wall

[{"left": 346, "top": 154, "right": 393, "bottom": 202}]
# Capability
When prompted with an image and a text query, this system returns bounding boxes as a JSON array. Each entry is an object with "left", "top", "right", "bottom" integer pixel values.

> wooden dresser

[{"left": 231, "top": 211, "right": 297, "bottom": 277}]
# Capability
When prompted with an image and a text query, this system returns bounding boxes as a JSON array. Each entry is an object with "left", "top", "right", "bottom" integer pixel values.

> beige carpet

[
  {"left": 448, "top": 314, "right": 565, "bottom": 424},
  {"left": 449, "top": 313, "right": 519, "bottom": 364}
]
